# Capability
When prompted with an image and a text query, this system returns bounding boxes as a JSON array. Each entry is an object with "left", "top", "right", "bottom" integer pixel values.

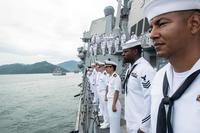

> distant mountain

[
  {"left": 0, "top": 61, "right": 68, "bottom": 75},
  {"left": 58, "top": 60, "right": 80, "bottom": 72}
]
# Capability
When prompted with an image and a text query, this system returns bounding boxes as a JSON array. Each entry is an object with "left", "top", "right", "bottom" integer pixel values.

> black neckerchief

[
  {"left": 123, "top": 64, "right": 137, "bottom": 95},
  {"left": 156, "top": 69, "right": 200, "bottom": 133}
]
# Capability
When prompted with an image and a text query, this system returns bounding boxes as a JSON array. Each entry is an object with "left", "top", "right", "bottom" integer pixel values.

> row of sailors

[
  {"left": 87, "top": 38, "right": 200, "bottom": 133},
  {"left": 89, "top": 36, "right": 121, "bottom": 55},
  {"left": 87, "top": 37, "right": 156, "bottom": 133},
  {"left": 87, "top": 54, "right": 155, "bottom": 133},
  {"left": 86, "top": 1, "right": 200, "bottom": 133},
  {"left": 87, "top": 60, "right": 122, "bottom": 133},
  {"left": 89, "top": 32, "right": 140, "bottom": 56},
  {"left": 89, "top": 32, "right": 128, "bottom": 56}
]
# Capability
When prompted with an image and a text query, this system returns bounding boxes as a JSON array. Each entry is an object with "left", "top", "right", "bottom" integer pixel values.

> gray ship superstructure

[{"left": 73, "top": 0, "right": 167, "bottom": 133}]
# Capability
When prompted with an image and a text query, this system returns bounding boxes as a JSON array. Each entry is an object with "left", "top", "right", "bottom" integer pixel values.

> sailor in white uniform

[
  {"left": 130, "top": 32, "right": 137, "bottom": 40},
  {"left": 89, "top": 43, "right": 94, "bottom": 56},
  {"left": 104, "top": 60, "right": 121, "bottom": 133},
  {"left": 107, "top": 39, "right": 113, "bottom": 55},
  {"left": 101, "top": 38, "right": 107, "bottom": 55},
  {"left": 121, "top": 33, "right": 126, "bottom": 46},
  {"left": 96, "top": 61, "right": 110, "bottom": 129},
  {"left": 87, "top": 66, "right": 94, "bottom": 92},
  {"left": 96, "top": 34, "right": 101, "bottom": 45},
  {"left": 122, "top": 38, "right": 156, "bottom": 133},
  {"left": 114, "top": 36, "right": 120, "bottom": 52},
  {"left": 91, "top": 63, "right": 98, "bottom": 103},
  {"left": 93, "top": 42, "right": 97, "bottom": 56},
  {"left": 144, "top": 0, "right": 200, "bottom": 133},
  {"left": 88, "top": 63, "right": 95, "bottom": 93}
]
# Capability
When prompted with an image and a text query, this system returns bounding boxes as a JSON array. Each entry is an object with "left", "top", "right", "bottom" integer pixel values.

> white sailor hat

[
  {"left": 122, "top": 38, "right": 141, "bottom": 50},
  {"left": 96, "top": 61, "right": 104, "bottom": 66},
  {"left": 144, "top": 0, "right": 200, "bottom": 21},
  {"left": 104, "top": 60, "right": 117, "bottom": 67},
  {"left": 95, "top": 60, "right": 101, "bottom": 65},
  {"left": 91, "top": 63, "right": 96, "bottom": 66}
]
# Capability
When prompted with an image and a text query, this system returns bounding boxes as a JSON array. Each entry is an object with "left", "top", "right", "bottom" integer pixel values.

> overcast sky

[{"left": 0, "top": 0, "right": 117, "bottom": 65}]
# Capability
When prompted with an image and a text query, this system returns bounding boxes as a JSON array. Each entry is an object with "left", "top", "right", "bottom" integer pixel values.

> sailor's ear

[{"left": 188, "top": 12, "right": 200, "bottom": 34}]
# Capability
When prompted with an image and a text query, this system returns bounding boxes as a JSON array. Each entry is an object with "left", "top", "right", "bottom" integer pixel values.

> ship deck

[{"left": 96, "top": 112, "right": 126, "bottom": 133}]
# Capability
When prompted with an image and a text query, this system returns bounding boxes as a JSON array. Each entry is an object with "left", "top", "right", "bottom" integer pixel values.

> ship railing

[
  {"left": 73, "top": 73, "right": 98, "bottom": 133},
  {"left": 81, "top": 73, "right": 104, "bottom": 133}
]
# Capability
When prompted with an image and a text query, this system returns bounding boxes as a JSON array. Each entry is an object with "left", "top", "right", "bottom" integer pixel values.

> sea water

[{"left": 0, "top": 73, "right": 82, "bottom": 133}]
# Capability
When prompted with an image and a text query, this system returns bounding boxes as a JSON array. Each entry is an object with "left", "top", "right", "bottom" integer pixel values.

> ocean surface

[{"left": 0, "top": 73, "right": 82, "bottom": 133}]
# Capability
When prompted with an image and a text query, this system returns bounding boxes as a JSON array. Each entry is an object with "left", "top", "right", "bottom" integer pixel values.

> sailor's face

[
  {"left": 122, "top": 48, "right": 136, "bottom": 63},
  {"left": 105, "top": 66, "right": 112, "bottom": 74},
  {"left": 95, "top": 65, "right": 100, "bottom": 71},
  {"left": 149, "top": 11, "right": 191, "bottom": 59},
  {"left": 99, "top": 66, "right": 105, "bottom": 72}
]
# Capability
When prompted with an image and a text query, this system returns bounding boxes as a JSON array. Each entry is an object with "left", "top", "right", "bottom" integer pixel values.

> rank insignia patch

[
  {"left": 131, "top": 73, "right": 137, "bottom": 78},
  {"left": 196, "top": 94, "right": 200, "bottom": 102},
  {"left": 142, "top": 80, "right": 151, "bottom": 89},
  {"left": 141, "top": 75, "right": 146, "bottom": 81}
]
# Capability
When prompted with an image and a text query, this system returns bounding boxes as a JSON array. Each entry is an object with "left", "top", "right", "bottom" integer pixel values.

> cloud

[{"left": 0, "top": 0, "right": 117, "bottom": 65}]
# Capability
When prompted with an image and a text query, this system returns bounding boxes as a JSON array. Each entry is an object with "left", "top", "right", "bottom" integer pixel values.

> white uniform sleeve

[
  {"left": 114, "top": 76, "right": 121, "bottom": 92},
  {"left": 139, "top": 67, "right": 156, "bottom": 132}
]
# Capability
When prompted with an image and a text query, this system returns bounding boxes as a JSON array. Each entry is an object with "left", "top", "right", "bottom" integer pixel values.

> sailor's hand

[
  {"left": 105, "top": 96, "right": 108, "bottom": 101},
  {"left": 112, "top": 105, "right": 117, "bottom": 112},
  {"left": 137, "top": 129, "right": 145, "bottom": 133}
]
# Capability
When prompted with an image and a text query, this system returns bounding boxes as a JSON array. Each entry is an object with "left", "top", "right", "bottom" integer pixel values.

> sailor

[
  {"left": 95, "top": 61, "right": 103, "bottom": 115},
  {"left": 121, "top": 32, "right": 126, "bottom": 45},
  {"left": 93, "top": 42, "right": 97, "bottom": 56},
  {"left": 114, "top": 36, "right": 120, "bottom": 52},
  {"left": 87, "top": 66, "right": 93, "bottom": 92},
  {"left": 91, "top": 34, "right": 96, "bottom": 44},
  {"left": 96, "top": 34, "right": 101, "bottom": 45},
  {"left": 89, "top": 43, "right": 93, "bottom": 56},
  {"left": 95, "top": 61, "right": 110, "bottom": 129},
  {"left": 104, "top": 60, "right": 121, "bottom": 133},
  {"left": 122, "top": 38, "right": 156, "bottom": 133},
  {"left": 90, "top": 62, "right": 98, "bottom": 103},
  {"left": 107, "top": 38, "right": 113, "bottom": 55},
  {"left": 86, "top": 66, "right": 92, "bottom": 79},
  {"left": 130, "top": 32, "right": 138, "bottom": 40},
  {"left": 144, "top": 0, "right": 200, "bottom": 133},
  {"left": 101, "top": 37, "right": 107, "bottom": 55}
]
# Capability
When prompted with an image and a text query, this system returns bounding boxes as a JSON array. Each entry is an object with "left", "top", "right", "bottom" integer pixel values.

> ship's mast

[{"left": 113, "top": 0, "right": 122, "bottom": 32}]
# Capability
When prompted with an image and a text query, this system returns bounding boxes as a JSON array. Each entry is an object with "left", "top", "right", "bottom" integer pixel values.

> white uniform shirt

[
  {"left": 114, "top": 37, "right": 120, "bottom": 51},
  {"left": 125, "top": 57, "right": 156, "bottom": 132},
  {"left": 88, "top": 72, "right": 93, "bottom": 85},
  {"left": 96, "top": 71, "right": 108, "bottom": 92},
  {"left": 151, "top": 59, "right": 200, "bottom": 133},
  {"left": 121, "top": 33, "right": 126, "bottom": 45},
  {"left": 101, "top": 40, "right": 106, "bottom": 48},
  {"left": 107, "top": 72, "right": 121, "bottom": 99},
  {"left": 91, "top": 69, "right": 97, "bottom": 85}
]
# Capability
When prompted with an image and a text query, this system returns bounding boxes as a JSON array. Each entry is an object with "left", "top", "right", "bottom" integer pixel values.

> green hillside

[{"left": 0, "top": 61, "right": 68, "bottom": 75}]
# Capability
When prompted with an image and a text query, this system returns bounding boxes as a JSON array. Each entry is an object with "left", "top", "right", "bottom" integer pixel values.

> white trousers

[
  {"left": 91, "top": 85, "right": 98, "bottom": 103},
  {"left": 126, "top": 121, "right": 138, "bottom": 133},
  {"left": 107, "top": 99, "right": 121, "bottom": 133},
  {"left": 99, "top": 90, "right": 109, "bottom": 124},
  {"left": 108, "top": 47, "right": 112, "bottom": 54},
  {"left": 101, "top": 47, "right": 106, "bottom": 55},
  {"left": 93, "top": 47, "right": 97, "bottom": 56}
]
